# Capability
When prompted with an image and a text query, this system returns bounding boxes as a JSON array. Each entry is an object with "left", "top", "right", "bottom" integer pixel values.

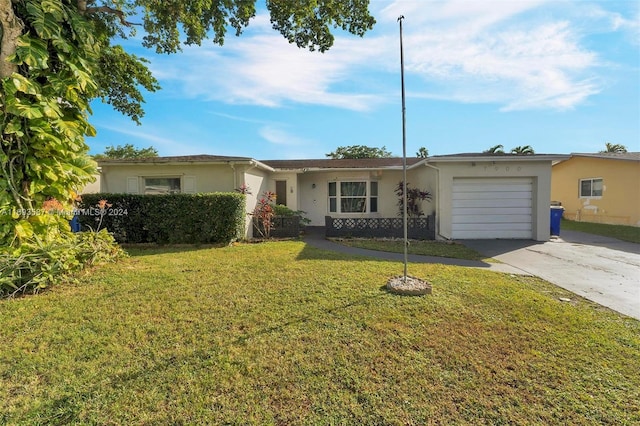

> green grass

[
  {"left": 562, "top": 219, "right": 640, "bottom": 243},
  {"left": 330, "top": 238, "right": 487, "bottom": 261},
  {"left": 1, "top": 242, "right": 639, "bottom": 424}
]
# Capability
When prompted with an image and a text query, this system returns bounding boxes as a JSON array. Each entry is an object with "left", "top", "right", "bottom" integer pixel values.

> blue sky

[{"left": 88, "top": 0, "right": 640, "bottom": 159}]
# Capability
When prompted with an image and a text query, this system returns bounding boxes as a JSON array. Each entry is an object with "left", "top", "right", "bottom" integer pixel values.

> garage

[{"left": 451, "top": 177, "right": 533, "bottom": 239}]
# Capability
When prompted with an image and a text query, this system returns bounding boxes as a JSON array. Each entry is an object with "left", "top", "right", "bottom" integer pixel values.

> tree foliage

[
  {"left": 0, "top": 0, "right": 376, "bottom": 248},
  {"left": 600, "top": 142, "right": 627, "bottom": 153},
  {"left": 0, "top": 0, "right": 102, "bottom": 246},
  {"left": 116, "top": 0, "right": 376, "bottom": 54},
  {"left": 511, "top": 145, "right": 535, "bottom": 155},
  {"left": 483, "top": 145, "right": 536, "bottom": 155},
  {"left": 484, "top": 144, "right": 505, "bottom": 154},
  {"left": 94, "top": 144, "right": 158, "bottom": 159},
  {"left": 416, "top": 147, "right": 429, "bottom": 158},
  {"left": 326, "top": 145, "right": 393, "bottom": 159}
]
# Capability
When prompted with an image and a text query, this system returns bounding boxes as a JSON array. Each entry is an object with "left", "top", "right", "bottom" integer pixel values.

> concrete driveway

[{"left": 461, "top": 231, "right": 640, "bottom": 321}]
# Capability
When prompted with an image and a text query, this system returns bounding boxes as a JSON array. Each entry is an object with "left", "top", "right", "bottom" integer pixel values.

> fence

[
  {"left": 325, "top": 213, "right": 435, "bottom": 240},
  {"left": 253, "top": 215, "right": 302, "bottom": 238}
]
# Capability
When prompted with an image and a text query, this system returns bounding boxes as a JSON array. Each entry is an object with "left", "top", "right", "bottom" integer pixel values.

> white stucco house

[{"left": 96, "top": 153, "right": 568, "bottom": 241}]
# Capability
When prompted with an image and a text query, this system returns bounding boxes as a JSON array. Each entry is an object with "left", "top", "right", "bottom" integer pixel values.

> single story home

[
  {"left": 96, "top": 153, "right": 568, "bottom": 241},
  {"left": 551, "top": 152, "right": 640, "bottom": 226}
]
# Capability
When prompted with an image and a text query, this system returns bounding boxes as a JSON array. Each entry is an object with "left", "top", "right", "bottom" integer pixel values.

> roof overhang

[
  {"left": 98, "top": 158, "right": 275, "bottom": 172},
  {"left": 427, "top": 154, "right": 570, "bottom": 163},
  {"left": 283, "top": 165, "right": 426, "bottom": 173}
]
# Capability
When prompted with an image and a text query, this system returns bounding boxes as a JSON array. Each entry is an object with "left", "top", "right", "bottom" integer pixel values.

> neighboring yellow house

[{"left": 551, "top": 152, "right": 640, "bottom": 226}]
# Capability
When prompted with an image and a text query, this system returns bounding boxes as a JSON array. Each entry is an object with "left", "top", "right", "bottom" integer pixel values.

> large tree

[
  {"left": 326, "top": 145, "right": 392, "bottom": 159},
  {"left": 0, "top": 0, "right": 375, "bottom": 245},
  {"left": 94, "top": 144, "right": 158, "bottom": 159}
]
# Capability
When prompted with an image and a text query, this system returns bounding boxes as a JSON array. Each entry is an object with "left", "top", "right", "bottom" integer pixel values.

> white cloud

[
  {"left": 150, "top": 15, "right": 385, "bottom": 111},
  {"left": 209, "top": 111, "right": 271, "bottom": 125},
  {"left": 581, "top": 3, "right": 640, "bottom": 45},
  {"left": 148, "top": 0, "right": 633, "bottom": 112},
  {"left": 379, "top": 0, "right": 548, "bottom": 29},
  {"left": 259, "top": 125, "right": 315, "bottom": 146},
  {"left": 96, "top": 123, "right": 177, "bottom": 147},
  {"left": 94, "top": 123, "right": 212, "bottom": 156},
  {"left": 379, "top": 0, "right": 601, "bottom": 110}
]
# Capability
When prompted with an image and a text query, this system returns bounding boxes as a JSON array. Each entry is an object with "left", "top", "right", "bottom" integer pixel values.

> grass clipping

[{"left": 386, "top": 275, "right": 432, "bottom": 296}]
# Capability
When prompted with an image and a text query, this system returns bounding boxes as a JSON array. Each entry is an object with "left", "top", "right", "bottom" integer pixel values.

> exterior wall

[
  {"left": 99, "top": 162, "right": 257, "bottom": 238},
  {"left": 298, "top": 168, "right": 437, "bottom": 226},
  {"left": 242, "top": 167, "right": 270, "bottom": 238},
  {"left": 99, "top": 163, "right": 237, "bottom": 194},
  {"left": 79, "top": 174, "right": 101, "bottom": 194},
  {"left": 551, "top": 157, "right": 640, "bottom": 226},
  {"left": 432, "top": 160, "right": 553, "bottom": 241}
]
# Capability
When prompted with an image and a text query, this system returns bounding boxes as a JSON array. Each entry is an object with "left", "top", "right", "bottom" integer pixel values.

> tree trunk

[{"left": 0, "top": 0, "right": 24, "bottom": 78}]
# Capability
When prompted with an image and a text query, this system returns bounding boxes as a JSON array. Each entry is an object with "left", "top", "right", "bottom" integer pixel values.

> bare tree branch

[{"left": 77, "top": 2, "right": 138, "bottom": 27}]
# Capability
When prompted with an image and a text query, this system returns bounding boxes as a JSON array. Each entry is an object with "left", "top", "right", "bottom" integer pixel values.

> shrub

[
  {"left": 77, "top": 193, "right": 245, "bottom": 244},
  {"left": 251, "top": 192, "right": 277, "bottom": 239},
  {"left": 0, "top": 230, "right": 126, "bottom": 298},
  {"left": 395, "top": 181, "right": 432, "bottom": 218},
  {"left": 273, "top": 204, "right": 311, "bottom": 226}
]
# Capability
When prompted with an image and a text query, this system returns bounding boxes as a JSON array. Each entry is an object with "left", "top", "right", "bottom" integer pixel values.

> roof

[
  {"left": 97, "top": 154, "right": 254, "bottom": 165},
  {"left": 427, "top": 153, "right": 570, "bottom": 162},
  {"left": 566, "top": 152, "right": 640, "bottom": 161},
  {"left": 97, "top": 153, "right": 570, "bottom": 170},
  {"left": 260, "top": 157, "right": 424, "bottom": 170}
]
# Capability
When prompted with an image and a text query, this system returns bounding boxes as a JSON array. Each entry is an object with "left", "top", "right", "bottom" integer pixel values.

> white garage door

[{"left": 452, "top": 178, "right": 533, "bottom": 239}]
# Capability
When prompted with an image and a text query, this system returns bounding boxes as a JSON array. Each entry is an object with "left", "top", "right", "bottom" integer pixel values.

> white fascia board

[
  {"left": 98, "top": 159, "right": 257, "bottom": 167},
  {"left": 299, "top": 166, "right": 408, "bottom": 173},
  {"left": 427, "top": 155, "right": 570, "bottom": 163},
  {"left": 248, "top": 160, "right": 276, "bottom": 172}
]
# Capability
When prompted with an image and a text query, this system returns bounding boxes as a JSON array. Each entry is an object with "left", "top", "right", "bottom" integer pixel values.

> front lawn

[
  {"left": 330, "top": 238, "right": 487, "bottom": 261},
  {"left": 1, "top": 242, "right": 638, "bottom": 424},
  {"left": 562, "top": 218, "right": 640, "bottom": 244}
]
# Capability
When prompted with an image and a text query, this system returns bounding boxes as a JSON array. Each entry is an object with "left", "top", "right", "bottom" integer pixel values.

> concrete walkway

[{"left": 303, "top": 228, "right": 640, "bottom": 321}]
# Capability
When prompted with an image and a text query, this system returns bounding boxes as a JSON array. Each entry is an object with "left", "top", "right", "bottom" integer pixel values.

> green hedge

[{"left": 77, "top": 193, "right": 246, "bottom": 244}]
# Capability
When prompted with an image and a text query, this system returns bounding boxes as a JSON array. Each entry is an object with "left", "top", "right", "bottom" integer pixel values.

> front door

[{"left": 275, "top": 180, "right": 287, "bottom": 206}]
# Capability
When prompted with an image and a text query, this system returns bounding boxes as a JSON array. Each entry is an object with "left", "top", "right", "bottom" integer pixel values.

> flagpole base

[{"left": 386, "top": 275, "right": 432, "bottom": 296}]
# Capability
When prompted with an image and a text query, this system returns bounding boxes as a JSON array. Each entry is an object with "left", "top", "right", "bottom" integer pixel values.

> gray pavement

[
  {"left": 304, "top": 228, "right": 640, "bottom": 320},
  {"left": 461, "top": 230, "right": 640, "bottom": 321}
]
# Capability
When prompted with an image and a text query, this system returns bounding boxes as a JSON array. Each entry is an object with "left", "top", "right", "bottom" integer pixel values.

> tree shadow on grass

[
  {"left": 295, "top": 239, "right": 499, "bottom": 269},
  {"left": 123, "top": 243, "right": 229, "bottom": 257}
]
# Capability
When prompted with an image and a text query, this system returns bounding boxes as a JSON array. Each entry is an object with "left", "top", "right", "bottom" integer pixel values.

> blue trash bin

[
  {"left": 69, "top": 214, "right": 81, "bottom": 232},
  {"left": 550, "top": 206, "right": 564, "bottom": 236}
]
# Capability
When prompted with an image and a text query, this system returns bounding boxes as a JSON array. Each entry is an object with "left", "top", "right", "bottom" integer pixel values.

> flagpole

[{"left": 398, "top": 15, "right": 408, "bottom": 281}]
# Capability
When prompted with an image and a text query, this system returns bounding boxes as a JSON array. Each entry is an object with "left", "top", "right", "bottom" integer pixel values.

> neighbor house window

[
  {"left": 579, "top": 178, "right": 602, "bottom": 197},
  {"left": 144, "top": 177, "right": 181, "bottom": 194},
  {"left": 328, "top": 181, "right": 378, "bottom": 214}
]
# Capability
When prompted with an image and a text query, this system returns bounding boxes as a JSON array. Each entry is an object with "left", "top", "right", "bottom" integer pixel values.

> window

[
  {"left": 579, "top": 178, "right": 602, "bottom": 197},
  {"left": 328, "top": 181, "right": 378, "bottom": 214},
  {"left": 144, "top": 177, "right": 181, "bottom": 194},
  {"left": 370, "top": 181, "right": 378, "bottom": 213}
]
